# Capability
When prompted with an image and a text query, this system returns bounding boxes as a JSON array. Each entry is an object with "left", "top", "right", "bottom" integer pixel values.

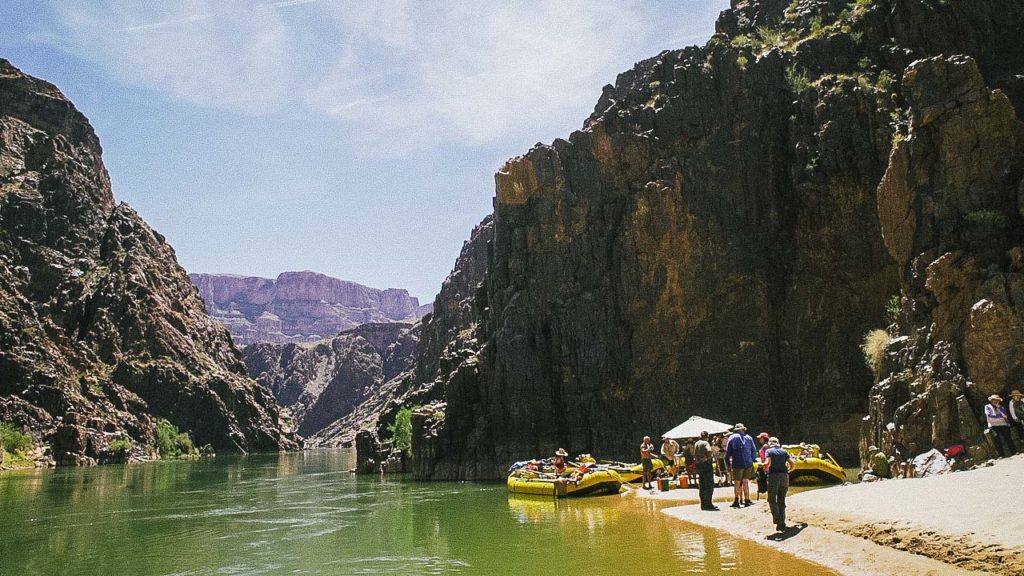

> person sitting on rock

[
  {"left": 1009, "top": 390, "right": 1024, "bottom": 446},
  {"left": 985, "top": 395, "right": 1016, "bottom": 457},
  {"left": 862, "top": 445, "right": 891, "bottom": 480}
]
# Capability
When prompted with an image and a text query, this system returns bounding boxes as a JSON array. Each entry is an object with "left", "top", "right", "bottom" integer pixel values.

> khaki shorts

[{"left": 731, "top": 466, "right": 755, "bottom": 481}]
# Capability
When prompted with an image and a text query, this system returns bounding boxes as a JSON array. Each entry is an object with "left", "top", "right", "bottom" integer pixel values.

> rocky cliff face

[
  {"left": 190, "top": 271, "right": 428, "bottom": 346},
  {"left": 411, "top": 0, "right": 1024, "bottom": 479},
  {"left": 243, "top": 322, "right": 418, "bottom": 442},
  {"left": 0, "top": 59, "right": 296, "bottom": 464},
  {"left": 315, "top": 216, "right": 494, "bottom": 465},
  {"left": 865, "top": 54, "right": 1024, "bottom": 466}
]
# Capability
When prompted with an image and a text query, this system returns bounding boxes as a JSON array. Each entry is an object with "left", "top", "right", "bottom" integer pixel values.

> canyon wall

[
  {"left": 0, "top": 59, "right": 296, "bottom": 464},
  {"left": 865, "top": 54, "right": 1024, "bottom": 465},
  {"left": 411, "top": 0, "right": 1024, "bottom": 479},
  {"left": 191, "top": 271, "right": 429, "bottom": 346},
  {"left": 243, "top": 322, "right": 418, "bottom": 443}
]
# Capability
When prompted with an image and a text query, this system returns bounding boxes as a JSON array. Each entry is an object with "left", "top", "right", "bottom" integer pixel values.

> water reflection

[{"left": 0, "top": 451, "right": 834, "bottom": 576}]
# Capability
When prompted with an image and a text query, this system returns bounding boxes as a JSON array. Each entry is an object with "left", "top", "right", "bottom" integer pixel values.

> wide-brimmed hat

[
  {"left": 989, "top": 394, "right": 1002, "bottom": 402},
  {"left": 868, "top": 445, "right": 879, "bottom": 452},
  {"left": 757, "top": 432, "right": 770, "bottom": 440},
  {"left": 1011, "top": 390, "right": 1023, "bottom": 397},
  {"left": 768, "top": 436, "right": 780, "bottom": 447},
  {"left": 733, "top": 422, "right": 747, "bottom": 431},
  {"left": 554, "top": 448, "right": 568, "bottom": 457}
]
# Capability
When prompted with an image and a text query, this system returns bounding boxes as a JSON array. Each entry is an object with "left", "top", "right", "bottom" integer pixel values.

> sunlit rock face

[
  {"left": 412, "top": 0, "right": 1024, "bottom": 479},
  {"left": 190, "top": 271, "right": 429, "bottom": 346},
  {"left": 0, "top": 59, "right": 297, "bottom": 465},
  {"left": 865, "top": 54, "right": 1024, "bottom": 466}
]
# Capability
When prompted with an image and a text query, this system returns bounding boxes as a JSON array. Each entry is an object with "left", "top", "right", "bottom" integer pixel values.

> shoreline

[{"left": 639, "top": 455, "right": 1024, "bottom": 575}]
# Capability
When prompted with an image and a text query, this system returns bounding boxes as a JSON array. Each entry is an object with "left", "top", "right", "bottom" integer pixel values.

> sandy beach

[{"left": 642, "top": 455, "right": 1024, "bottom": 575}]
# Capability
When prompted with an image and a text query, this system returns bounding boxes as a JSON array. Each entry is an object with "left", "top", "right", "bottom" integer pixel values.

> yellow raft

[
  {"left": 758, "top": 444, "right": 845, "bottom": 484},
  {"left": 605, "top": 458, "right": 666, "bottom": 484},
  {"left": 507, "top": 469, "right": 623, "bottom": 498}
]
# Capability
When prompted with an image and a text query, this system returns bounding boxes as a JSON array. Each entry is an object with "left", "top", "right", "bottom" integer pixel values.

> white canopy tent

[{"left": 662, "top": 415, "right": 734, "bottom": 440}]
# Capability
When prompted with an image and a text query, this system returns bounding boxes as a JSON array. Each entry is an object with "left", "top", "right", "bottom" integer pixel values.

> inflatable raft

[
  {"left": 507, "top": 469, "right": 623, "bottom": 498},
  {"left": 759, "top": 444, "right": 845, "bottom": 484},
  {"left": 603, "top": 458, "right": 667, "bottom": 484}
]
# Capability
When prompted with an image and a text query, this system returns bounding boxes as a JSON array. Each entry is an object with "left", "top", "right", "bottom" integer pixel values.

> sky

[{"left": 1, "top": 0, "right": 725, "bottom": 301}]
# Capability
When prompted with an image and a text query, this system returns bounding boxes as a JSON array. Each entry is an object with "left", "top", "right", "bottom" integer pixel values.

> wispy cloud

[{"left": 41, "top": 0, "right": 718, "bottom": 150}]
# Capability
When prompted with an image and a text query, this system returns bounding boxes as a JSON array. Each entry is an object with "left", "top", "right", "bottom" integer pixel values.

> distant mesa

[{"left": 190, "top": 271, "right": 432, "bottom": 346}]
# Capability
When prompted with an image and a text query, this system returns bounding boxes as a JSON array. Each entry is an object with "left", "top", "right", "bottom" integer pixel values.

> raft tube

[{"left": 507, "top": 469, "right": 623, "bottom": 498}]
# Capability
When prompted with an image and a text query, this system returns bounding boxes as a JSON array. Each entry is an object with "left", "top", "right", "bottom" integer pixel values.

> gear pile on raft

[{"left": 506, "top": 415, "right": 845, "bottom": 499}]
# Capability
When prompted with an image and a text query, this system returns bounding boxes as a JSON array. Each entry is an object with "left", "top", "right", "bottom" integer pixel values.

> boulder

[{"left": 910, "top": 449, "right": 951, "bottom": 478}]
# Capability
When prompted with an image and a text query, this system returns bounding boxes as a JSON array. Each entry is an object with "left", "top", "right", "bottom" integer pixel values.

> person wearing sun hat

[
  {"left": 1009, "top": 390, "right": 1024, "bottom": 445},
  {"left": 984, "top": 394, "right": 1016, "bottom": 457},
  {"left": 553, "top": 448, "right": 569, "bottom": 474},
  {"left": 725, "top": 423, "right": 757, "bottom": 508}
]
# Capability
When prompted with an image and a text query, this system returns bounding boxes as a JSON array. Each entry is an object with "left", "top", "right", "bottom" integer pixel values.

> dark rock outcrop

[
  {"left": 243, "top": 322, "right": 418, "bottom": 442},
  {"left": 343, "top": 216, "right": 494, "bottom": 473},
  {"left": 190, "top": 271, "right": 428, "bottom": 346},
  {"left": 864, "top": 54, "right": 1024, "bottom": 466},
  {"left": 0, "top": 59, "right": 296, "bottom": 464},
  {"left": 410, "top": 0, "right": 1024, "bottom": 479}
]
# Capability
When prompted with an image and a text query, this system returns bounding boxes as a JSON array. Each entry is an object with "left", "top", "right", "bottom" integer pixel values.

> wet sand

[{"left": 637, "top": 456, "right": 1024, "bottom": 575}]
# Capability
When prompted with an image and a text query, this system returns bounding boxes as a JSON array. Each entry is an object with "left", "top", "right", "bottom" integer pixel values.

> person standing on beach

[
  {"left": 725, "top": 423, "right": 757, "bottom": 508},
  {"left": 660, "top": 436, "right": 680, "bottom": 476},
  {"left": 694, "top": 431, "right": 718, "bottom": 511},
  {"left": 985, "top": 394, "right": 1016, "bottom": 457},
  {"left": 764, "top": 436, "right": 793, "bottom": 531},
  {"left": 714, "top": 434, "right": 729, "bottom": 486},
  {"left": 1009, "top": 390, "right": 1024, "bottom": 444},
  {"left": 640, "top": 436, "right": 655, "bottom": 489}
]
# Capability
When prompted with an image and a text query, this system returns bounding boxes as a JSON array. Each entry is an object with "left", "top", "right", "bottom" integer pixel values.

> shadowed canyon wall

[{"left": 410, "top": 0, "right": 1024, "bottom": 479}]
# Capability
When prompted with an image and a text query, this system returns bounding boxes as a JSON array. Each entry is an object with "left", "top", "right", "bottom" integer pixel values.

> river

[{"left": 0, "top": 450, "right": 834, "bottom": 575}]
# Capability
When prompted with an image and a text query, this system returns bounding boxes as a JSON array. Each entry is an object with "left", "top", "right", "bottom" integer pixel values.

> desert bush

[
  {"left": 155, "top": 419, "right": 196, "bottom": 458},
  {"left": 0, "top": 422, "right": 33, "bottom": 455},
  {"left": 861, "top": 329, "right": 891, "bottom": 381}
]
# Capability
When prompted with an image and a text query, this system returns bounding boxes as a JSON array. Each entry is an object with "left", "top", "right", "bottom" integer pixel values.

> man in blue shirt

[
  {"left": 764, "top": 436, "right": 793, "bottom": 531},
  {"left": 725, "top": 423, "right": 758, "bottom": 508}
]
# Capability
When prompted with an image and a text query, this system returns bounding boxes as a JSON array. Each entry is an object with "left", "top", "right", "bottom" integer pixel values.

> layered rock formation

[
  {"left": 408, "top": 0, "right": 1024, "bottom": 479},
  {"left": 322, "top": 216, "right": 493, "bottom": 465},
  {"left": 243, "top": 322, "right": 418, "bottom": 442},
  {"left": 190, "top": 271, "right": 428, "bottom": 346},
  {"left": 864, "top": 54, "right": 1024, "bottom": 465},
  {"left": 0, "top": 59, "right": 296, "bottom": 464}
]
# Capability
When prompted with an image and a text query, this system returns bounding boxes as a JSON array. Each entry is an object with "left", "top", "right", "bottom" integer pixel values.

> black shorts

[{"left": 641, "top": 458, "right": 652, "bottom": 472}]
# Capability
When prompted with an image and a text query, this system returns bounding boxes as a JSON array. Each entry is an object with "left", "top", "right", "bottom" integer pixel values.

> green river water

[{"left": 0, "top": 450, "right": 835, "bottom": 575}]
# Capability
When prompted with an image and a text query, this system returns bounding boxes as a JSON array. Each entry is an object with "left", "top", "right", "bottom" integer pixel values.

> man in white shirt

[{"left": 985, "top": 394, "right": 1016, "bottom": 457}]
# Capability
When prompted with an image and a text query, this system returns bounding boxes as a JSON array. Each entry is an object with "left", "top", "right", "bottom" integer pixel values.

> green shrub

[
  {"left": 155, "top": 419, "right": 196, "bottom": 458},
  {"left": 108, "top": 439, "right": 134, "bottom": 456},
  {"left": 885, "top": 295, "right": 901, "bottom": 325},
  {"left": 876, "top": 70, "right": 894, "bottom": 91},
  {"left": 387, "top": 406, "right": 418, "bottom": 454},
  {"left": 0, "top": 422, "right": 34, "bottom": 455},
  {"left": 785, "top": 66, "right": 812, "bottom": 93},
  {"left": 965, "top": 209, "right": 1007, "bottom": 228},
  {"left": 756, "top": 25, "right": 784, "bottom": 48},
  {"left": 809, "top": 15, "right": 824, "bottom": 35},
  {"left": 861, "top": 329, "right": 891, "bottom": 381}
]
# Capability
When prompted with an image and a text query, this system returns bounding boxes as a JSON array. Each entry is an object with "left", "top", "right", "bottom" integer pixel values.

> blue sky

[{"left": 1, "top": 0, "right": 724, "bottom": 300}]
